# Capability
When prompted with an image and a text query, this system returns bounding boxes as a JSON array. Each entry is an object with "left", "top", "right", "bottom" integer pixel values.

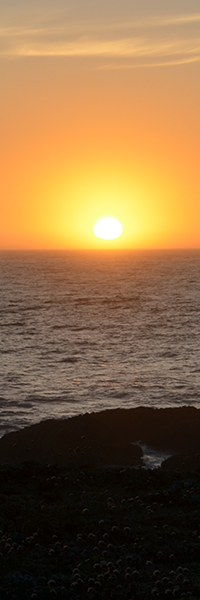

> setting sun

[
  {"left": 0, "top": 0, "right": 200, "bottom": 250},
  {"left": 94, "top": 217, "right": 123, "bottom": 240}
]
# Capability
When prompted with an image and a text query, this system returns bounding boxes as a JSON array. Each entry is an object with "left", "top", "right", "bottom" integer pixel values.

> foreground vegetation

[{"left": 0, "top": 463, "right": 200, "bottom": 599}]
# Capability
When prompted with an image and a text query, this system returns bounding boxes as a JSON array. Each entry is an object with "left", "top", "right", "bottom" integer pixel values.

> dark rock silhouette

[{"left": 1, "top": 406, "right": 200, "bottom": 469}]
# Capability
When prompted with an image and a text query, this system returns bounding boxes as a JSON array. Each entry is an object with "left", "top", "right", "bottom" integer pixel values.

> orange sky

[{"left": 0, "top": 0, "right": 200, "bottom": 249}]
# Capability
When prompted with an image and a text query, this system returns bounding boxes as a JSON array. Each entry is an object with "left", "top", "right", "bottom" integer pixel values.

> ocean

[{"left": 0, "top": 249, "right": 200, "bottom": 439}]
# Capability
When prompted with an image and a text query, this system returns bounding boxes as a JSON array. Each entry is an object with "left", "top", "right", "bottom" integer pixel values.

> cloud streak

[
  {"left": 0, "top": 12, "right": 200, "bottom": 67},
  {"left": 8, "top": 38, "right": 200, "bottom": 59},
  {"left": 99, "top": 55, "right": 200, "bottom": 70}
]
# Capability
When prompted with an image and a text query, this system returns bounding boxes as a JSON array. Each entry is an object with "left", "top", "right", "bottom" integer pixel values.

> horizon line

[{"left": 1, "top": 247, "right": 200, "bottom": 252}]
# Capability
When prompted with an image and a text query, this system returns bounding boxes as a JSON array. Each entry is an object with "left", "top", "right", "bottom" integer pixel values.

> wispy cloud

[
  {"left": 153, "top": 13, "right": 200, "bottom": 26},
  {"left": 0, "top": 12, "right": 200, "bottom": 67},
  {"left": 104, "top": 12, "right": 200, "bottom": 32},
  {"left": 8, "top": 38, "right": 200, "bottom": 60},
  {"left": 1, "top": 12, "right": 200, "bottom": 37},
  {"left": 99, "top": 55, "right": 200, "bottom": 70}
]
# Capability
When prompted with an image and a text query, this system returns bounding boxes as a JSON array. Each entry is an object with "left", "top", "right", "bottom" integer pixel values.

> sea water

[{"left": 0, "top": 249, "right": 200, "bottom": 438}]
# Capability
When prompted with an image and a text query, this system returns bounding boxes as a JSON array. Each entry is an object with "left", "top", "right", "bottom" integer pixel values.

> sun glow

[{"left": 94, "top": 217, "right": 123, "bottom": 240}]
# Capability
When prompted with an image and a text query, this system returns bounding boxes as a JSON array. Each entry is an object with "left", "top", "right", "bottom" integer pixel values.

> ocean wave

[
  {"left": 158, "top": 351, "right": 178, "bottom": 358},
  {"left": 0, "top": 321, "right": 25, "bottom": 327},
  {"left": 0, "top": 349, "right": 16, "bottom": 354},
  {"left": 52, "top": 324, "right": 68, "bottom": 330},
  {"left": 25, "top": 393, "right": 79, "bottom": 404},
  {"left": 74, "top": 297, "right": 92, "bottom": 304},
  {"left": 60, "top": 357, "right": 78, "bottom": 363},
  {"left": 101, "top": 294, "right": 141, "bottom": 303}
]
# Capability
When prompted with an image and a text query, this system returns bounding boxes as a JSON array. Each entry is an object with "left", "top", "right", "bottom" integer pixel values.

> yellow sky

[{"left": 0, "top": 0, "right": 200, "bottom": 249}]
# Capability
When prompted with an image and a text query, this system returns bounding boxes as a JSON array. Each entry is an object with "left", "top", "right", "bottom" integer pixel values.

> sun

[{"left": 94, "top": 217, "right": 123, "bottom": 240}]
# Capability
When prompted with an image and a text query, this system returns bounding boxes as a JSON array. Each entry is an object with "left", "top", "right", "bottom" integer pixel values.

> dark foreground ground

[{"left": 1, "top": 463, "right": 200, "bottom": 600}]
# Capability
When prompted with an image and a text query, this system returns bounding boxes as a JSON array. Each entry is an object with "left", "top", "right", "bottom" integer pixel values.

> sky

[{"left": 0, "top": 0, "right": 200, "bottom": 249}]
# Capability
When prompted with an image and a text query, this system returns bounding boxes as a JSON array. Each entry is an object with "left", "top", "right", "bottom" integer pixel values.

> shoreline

[{"left": 1, "top": 406, "right": 200, "bottom": 471}]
